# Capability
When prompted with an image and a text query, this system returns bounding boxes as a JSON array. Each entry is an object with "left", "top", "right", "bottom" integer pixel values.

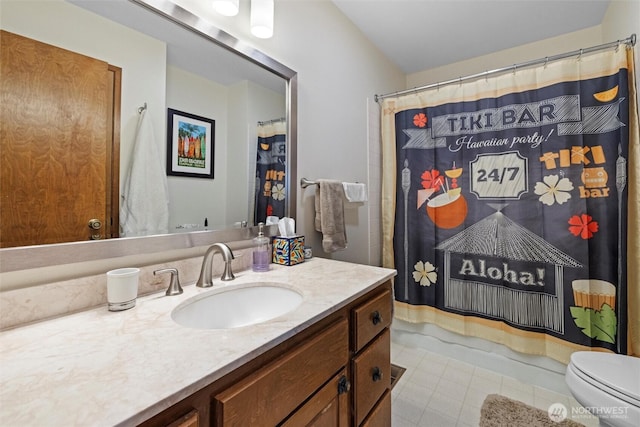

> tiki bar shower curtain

[
  {"left": 381, "top": 46, "right": 640, "bottom": 363},
  {"left": 254, "top": 120, "right": 287, "bottom": 225}
]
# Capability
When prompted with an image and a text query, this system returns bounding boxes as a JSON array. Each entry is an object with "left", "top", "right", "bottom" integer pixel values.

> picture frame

[{"left": 166, "top": 108, "right": 215, "bottom": 179}]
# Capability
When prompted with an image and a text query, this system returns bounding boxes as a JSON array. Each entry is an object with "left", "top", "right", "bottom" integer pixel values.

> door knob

[
  {"left": 337, "top": 375, "right": 351, "bottom": 394},
  {"left": 88, "top": 219, "right": 102, "bottom": 230}
]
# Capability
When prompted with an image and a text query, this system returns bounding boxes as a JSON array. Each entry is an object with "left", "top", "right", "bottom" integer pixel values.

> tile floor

[{"left": 390, "top": 338, "right": 600, "bottom": 427}]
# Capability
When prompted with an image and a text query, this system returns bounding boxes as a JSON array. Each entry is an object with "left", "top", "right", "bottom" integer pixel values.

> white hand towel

[
  {"left": 120, "top": 109, "right": 170, "bottom": 237},
  {"left": 342, "top": 182, "right": 367, "bottom": 202}
]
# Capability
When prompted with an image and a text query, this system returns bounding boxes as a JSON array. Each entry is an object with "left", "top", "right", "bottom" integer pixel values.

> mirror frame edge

[{"left": 0, "top": 0, "right": 297, "bottom": 274}]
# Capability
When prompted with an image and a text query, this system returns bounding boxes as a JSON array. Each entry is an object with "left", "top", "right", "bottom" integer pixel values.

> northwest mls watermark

[{"left": 548, "top": 402, "right": 631, "bottom": 423}]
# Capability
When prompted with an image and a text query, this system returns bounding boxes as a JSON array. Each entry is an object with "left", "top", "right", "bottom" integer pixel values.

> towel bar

[{"left": 300, "top": 177, "right": 317, "bottom": 188}]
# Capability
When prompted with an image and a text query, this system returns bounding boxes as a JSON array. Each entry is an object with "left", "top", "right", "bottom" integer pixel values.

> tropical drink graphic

[
  {"left": 426, "top": 191, "right": 468, "bottom": 229},
  {"left": 421, "top": 162, "right": 468, "bottom": 228},
  {"left": 572, "top": 279, "right": 616, "bottom": 311},
  {"left": 445, "top": 163, "right": 463, "bottom": 191}
]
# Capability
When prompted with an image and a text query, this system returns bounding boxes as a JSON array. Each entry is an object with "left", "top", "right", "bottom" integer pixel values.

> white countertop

[{"left": 0, "top": 258, "right": 395, "bottom": 426}]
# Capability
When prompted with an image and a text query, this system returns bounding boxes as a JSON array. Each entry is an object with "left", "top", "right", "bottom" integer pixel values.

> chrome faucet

[{"left": 195, "top": 242, "right": 235, "bottom": 287}]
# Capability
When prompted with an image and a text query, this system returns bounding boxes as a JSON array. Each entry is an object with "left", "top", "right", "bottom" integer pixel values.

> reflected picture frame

[{"left": 167, "top": 108, "right": 215, "bottom": 179}]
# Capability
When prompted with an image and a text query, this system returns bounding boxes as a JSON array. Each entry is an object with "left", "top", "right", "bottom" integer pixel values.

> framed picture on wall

[{"left": 166, "top": 108, "right": 215, "bottom": 179}]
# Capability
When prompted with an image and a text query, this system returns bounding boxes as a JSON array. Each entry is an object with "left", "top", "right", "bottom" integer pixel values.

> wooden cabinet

[
  {"left": 353, "top": 330, "right": 391, "bottom": 425},
  {"left": 280, "top": 369, "right": 350, "bottom": 427},
  {"left": 213, "top": 319, "right": 349, "bottom": 426},
  {"left": 360, "top": 390, "right": 391, "bottom": 427},
  {"left": 166, "top": 410, "right": 199, "bottom": 427},
  {"left": 351, "top": 289, "right": 392, "bottom": 426},
  {"left": 139, "top": 281, "right": 393, "bottom": 427}
]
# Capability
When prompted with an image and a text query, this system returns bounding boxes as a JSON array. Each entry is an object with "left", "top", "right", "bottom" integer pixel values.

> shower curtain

[
  {"left": 381, "top": 46, "right": 639, "bottom": 363},
  {"left": 254, "top": 120, "right": 287, "bottom": 224}
]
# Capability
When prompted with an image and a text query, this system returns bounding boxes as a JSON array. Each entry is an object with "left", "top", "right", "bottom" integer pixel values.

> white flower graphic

[
  {"left": 412, "top": 261, "right": 437, "bottom": 287},
  {"left": 271, "top": 183, "right": 285, "bottom": 201},
  {"left": 534, "top": 174, "right": 573, "bottom": 206}
]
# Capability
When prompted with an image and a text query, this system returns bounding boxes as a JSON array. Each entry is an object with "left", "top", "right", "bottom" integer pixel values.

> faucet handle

[{"left": 154, "top": 268, "right": 183, "bottom": 296}]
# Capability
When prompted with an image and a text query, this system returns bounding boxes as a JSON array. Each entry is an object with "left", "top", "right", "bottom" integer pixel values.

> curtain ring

[
  {"left": 485, "top": 71, "right": 489, "bottom": 82},
  {"left": 544, "top": 57, "right": 549, "bottom": 69},
  {"left": 577, "top": 48, "right": 583, "bottom": 61},
  {"left": 616, "top": 40, "right": 621, "bottom": 52},
  {"left": 436, "top": 82, "right": 440, "bottom": 91},
  {"left": 458, "top": 76, "right": 462, "bottom": 86},
  {"left": 512, "top": 64, "right": 517, "bottom": 74}
]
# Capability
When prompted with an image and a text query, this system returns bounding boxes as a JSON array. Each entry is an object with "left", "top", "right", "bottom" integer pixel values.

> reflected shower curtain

[
  {"left": 381, "top": 46, "right": 639, "bottom": 363},
  {"left": 254, "top": 120, "right": 287, "bottom": 224}
]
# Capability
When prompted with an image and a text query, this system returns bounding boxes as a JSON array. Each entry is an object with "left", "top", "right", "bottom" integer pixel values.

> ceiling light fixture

[
  {"left": 250, "top": 0, "right": 274, "bottom": 39},
  {"left": 212, "top": 0, "right": 239, "bottom": 16}
]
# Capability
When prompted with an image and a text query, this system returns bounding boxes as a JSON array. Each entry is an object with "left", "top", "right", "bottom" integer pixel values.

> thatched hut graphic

[{"left": 436, "top": 210, "right": 582, "bottom": 334}]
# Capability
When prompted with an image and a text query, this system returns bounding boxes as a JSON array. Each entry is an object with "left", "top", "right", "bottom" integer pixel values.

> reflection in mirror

[
  {"left": 0, "top": 0, "right": 292, "bottom": 247},
  {"left": 0, "top": 0, "right": 297, "bottom": 270}
]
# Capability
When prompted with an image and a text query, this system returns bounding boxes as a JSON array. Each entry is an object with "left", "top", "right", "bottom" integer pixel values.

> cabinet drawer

[
  {"left": 353, "top": 328, "right": 391, "bottom": 426},
  {"left": 352, "top": 288, "right": 391, "bottom": 352},
  {"left": 360, "top": 389, "right": 391, "bottom": 427},
  {"left": 214, "top": 319, "right": 349, "bottom": 426}
]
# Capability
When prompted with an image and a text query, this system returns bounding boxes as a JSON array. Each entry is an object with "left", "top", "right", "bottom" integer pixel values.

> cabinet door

[
  {"left": 360, "top": 390, "right": 391, "bottom": 427},
  {"left": 280, "top": 369, "right": 349, "bottom": 427},
  {"left": 166, "top": 409, "right": 199, "bottom": 427},
  {"left": 353, "top": 329, "right": 391, "bottom": 425},
  {"left": 214, "top": 319, "right": 349, "bottom": 426}
]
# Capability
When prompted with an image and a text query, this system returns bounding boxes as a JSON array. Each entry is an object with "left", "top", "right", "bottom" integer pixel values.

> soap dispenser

[{"left": 252, "top": 222, "right": 271, "bottom": 272}]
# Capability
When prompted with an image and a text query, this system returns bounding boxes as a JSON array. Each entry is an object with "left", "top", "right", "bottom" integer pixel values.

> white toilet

[{"left": 566, "top": 351, "right": 640, "bottom": 427}]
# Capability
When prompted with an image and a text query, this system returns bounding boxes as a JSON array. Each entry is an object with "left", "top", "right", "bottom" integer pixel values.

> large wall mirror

[{"left": 0, "top": 0, "right": 297, "bottom": 272}]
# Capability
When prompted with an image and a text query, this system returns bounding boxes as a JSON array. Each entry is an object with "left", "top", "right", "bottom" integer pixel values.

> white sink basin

[{"left": 171, "top": 283, "right": 303, "bottom": 329}]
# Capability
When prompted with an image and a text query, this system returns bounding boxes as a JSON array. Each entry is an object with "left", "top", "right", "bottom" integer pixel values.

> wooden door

[
  {"left": 0, "top": 30, "right": 120, "bottom": 248},
  {"left": 280, "top": 370, "right": 349, "bottom": 427}
]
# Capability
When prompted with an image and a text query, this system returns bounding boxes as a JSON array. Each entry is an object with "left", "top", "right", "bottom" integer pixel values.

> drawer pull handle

[
  {"left": 371, "top": 310, "right": 382, "bottom": 325},
  {"left": 372, "top": 367, "right": 383, "bottom": 382},
  {"left": 338, "top": 375, "right": 351, "bottom": 395}
]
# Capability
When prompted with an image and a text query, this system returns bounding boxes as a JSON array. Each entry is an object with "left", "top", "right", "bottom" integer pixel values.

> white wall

[
  {"left": 601, "top": 0, "right": 640, "bottom": 93},
  {"left": 406, "top": 26, "right": 604, "bottom": 88}
]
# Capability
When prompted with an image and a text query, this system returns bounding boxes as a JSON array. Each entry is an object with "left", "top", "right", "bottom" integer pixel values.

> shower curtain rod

[
  {"left": 374, "top": 33, "right": 636, "bottom": 102},
  {"left": 258, "top": 117, "right": 286, "bottom": 125}
]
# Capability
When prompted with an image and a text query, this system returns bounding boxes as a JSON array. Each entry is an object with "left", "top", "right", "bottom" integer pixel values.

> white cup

[{"left": 106, "top": 268, "right": 140, "bottom": 311}]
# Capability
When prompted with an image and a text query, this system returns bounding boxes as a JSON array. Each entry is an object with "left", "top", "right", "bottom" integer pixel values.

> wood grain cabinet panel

[
  {"left": 353, "top": 329, "right": 391, "bottom": 425},
  {"left": 280, "top": 369, "right": 349, "bottom": 427},
  {"left": 360, "top": 390, "right": 391, "bottom": 427},
  {"left": 166, "top": 409, "right": 199, "bottom": 427},
  {"left": 214, "top": 319, "right": 349, "bottom": 426},
  {"left": 352, "top": 289, "right": 391, "bottom": 352}
]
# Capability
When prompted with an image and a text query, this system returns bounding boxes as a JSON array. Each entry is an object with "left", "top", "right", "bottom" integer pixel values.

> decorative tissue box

[{"left": 272, "top": 235, "right": 305, "bottom": 266}]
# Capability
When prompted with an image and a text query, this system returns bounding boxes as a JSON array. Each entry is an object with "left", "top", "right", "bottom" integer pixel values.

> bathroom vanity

[{"left": 0, "top": 258, "right": 396, "bottom": 426}]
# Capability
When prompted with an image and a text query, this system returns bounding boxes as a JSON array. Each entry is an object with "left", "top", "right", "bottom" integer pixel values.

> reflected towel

[
  {"left": 342, "top": 182, "right": 367, "bottom": 202},
  {"left": 120, "top": 109, "right": 169, "bottom": 237},
  {"left": 315, "top": 179, "right": 347, "bottom": 252}
]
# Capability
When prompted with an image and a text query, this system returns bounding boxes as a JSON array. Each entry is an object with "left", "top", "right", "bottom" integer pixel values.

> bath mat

[
  {"left": 479, "top": 394, "right": 585, "bottom": 427},
  {"left": 390, "top": 363, "right": 406, "bottom": 390}
]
